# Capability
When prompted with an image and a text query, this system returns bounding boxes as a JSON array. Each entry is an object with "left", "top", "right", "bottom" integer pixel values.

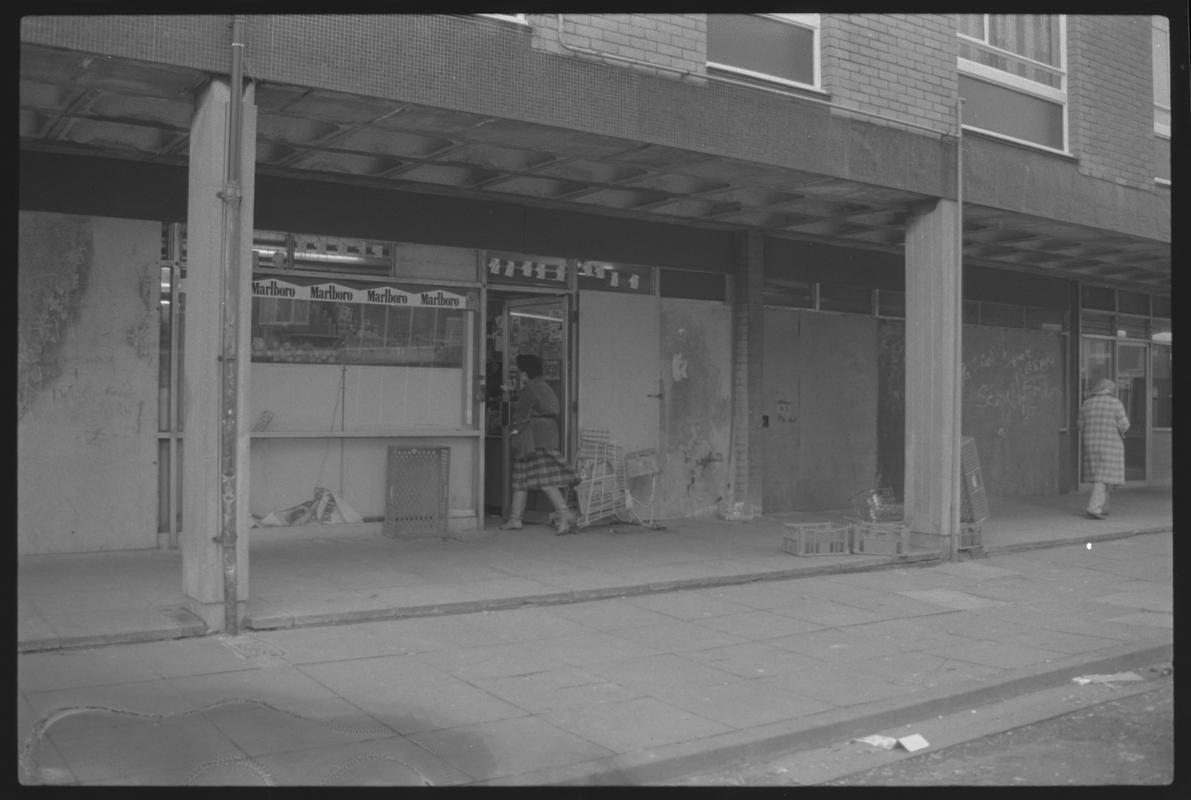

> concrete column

[
  {"left": 181, "top": 78, "right": 257, "bottom": 631},
  {"left": 903, "top": 199, "right": 960, "bottom": 542},
  {"left": 731, "top": 230, "right": 765, "bottom": 514}
]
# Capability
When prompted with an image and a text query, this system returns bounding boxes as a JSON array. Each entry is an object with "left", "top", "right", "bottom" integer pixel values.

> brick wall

[
  {"left": 531, "top": 13, "right": 707, "bottom": 79},
  {"left": 821, "top": 14, "right": 958, "bottom": 134},
  {"left": 1067, "top": 15, "right": 1157, "bottom": 189}
]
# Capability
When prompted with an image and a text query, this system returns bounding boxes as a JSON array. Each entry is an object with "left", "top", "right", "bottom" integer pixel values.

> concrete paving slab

[
  {"left": 606, "top": 619, "right": 751, "bottom": 652},
  {"left": 47, "top": 713, "right": 242, "bottom": 784},
  {"left": 1092, "top": 591, "right": 1172, "bottom": 613},
  {"left": 755, "top": 666, "right": 910, "bottom": 708},
  {"left": 1104, "top": 611, "right": 1173, "bottom": 629},
  {"left": 931, "top": 562, "right": 1020, "bottom": 580},
  {"left": 464, "top": 607, "right": 599, "bottom": 643},
  {"left": 542, "top": 695, "right": 733, "bottom": 752},
  {"left": 764, "top": 627, "right": 923, "bottom": 663},
  {"left": 408, "top": 715, "right": 616, "bottom": 781},
  {"left": 517, "top": 631, "right": 667, "bottom": 667},
  {"left": 298, "top": 652, "right": 466, "bottom": 696},
  {"left": 201, "top": 697, "right": 394, "bottom": 757},
  {"left": 468, "top": 668, "right": 646, "bottom": 715},
  {"left": 649, "top": 679, "right": 837, "bottom": 730},
  {"left": 923, "top": 639, "right": 1067, "bottom": 670},
  {"left": 36, "top": 607, "right": 193, "bottom": 640},
  {"left": 545, "top": 598, "right": 689, "bottom": 630},
  {"left": 414, "top": 641, "right": 571, "bottom": 681},
  {"left": 251, "top": 737, "right": 473, "bottom": 786},
  {"left": 852, "top": 651, "right": 1006, "bottom": 689},
  {"left": 692, "top": 609, "right": 827, "bottom": 640},
  {"left": 622, "top": 590, "right": 756, "bottom": 621},
  {"left": 680, "top": 642, "right": 826, "bottom": 679},
  {"left": 896, "top": 589, "right": 1010, "bottom": 611},
  {"left": 999, "top": 628, "right": 1127, "bottom": 655},
  {"left": 21, "top": 680, "right": 198, "bottom": 737},
  {"left": 584, "top": 652, "right": 740, "bottom": 692},
  {"left": 769, "top": 600, "right": 899, "bottom": 627},
  {"left": 339, "top": 677, "right": 531, "bottom": 736},
  {"left": 164, "top": 665, "right": 344, "bottom": 710},
  {"left": 18, "top": 647, "right": 161, "bottom": 692}
]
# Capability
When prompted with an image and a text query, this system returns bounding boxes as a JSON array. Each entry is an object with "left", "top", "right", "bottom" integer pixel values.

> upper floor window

[
  {"left": 957, "top": 14, "right": 1067, "bottom": 152},
  {"left": 1153, "top": 16, "right": 1171, "bottom": 137},
  {"left": 476, "top": 14, "right": 527, "bottom": 24},
  {"left": 707, "top": 13, "right": 820, "bottom": 90}
]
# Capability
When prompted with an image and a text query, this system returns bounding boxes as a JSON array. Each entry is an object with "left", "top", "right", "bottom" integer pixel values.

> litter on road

[
  {"left": 1071, "top": 671, "right": 1145, "bottom": 687},
  {"left": 897, "top": 734, "right": 930, "bottom": 753}
]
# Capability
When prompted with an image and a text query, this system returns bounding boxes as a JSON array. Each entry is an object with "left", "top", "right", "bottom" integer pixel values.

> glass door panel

[{"left": 1117, "top": 342, "right": 1147, "bottom": 481}]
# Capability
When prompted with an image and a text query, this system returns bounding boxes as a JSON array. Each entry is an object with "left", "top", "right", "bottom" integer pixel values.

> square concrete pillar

[
  {"left": 731, "top": 230, "right": 765, "bottom": 515},
  {"left": 181, "top": 78, "right": 256, "bottom": 631},
  {"left": 903, "top": 199, "right": 961, "bottom": 542}
]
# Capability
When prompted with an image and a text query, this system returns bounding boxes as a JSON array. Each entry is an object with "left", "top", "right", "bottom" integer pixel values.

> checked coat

[{"left": 1078, "top": 393, "right": 1130, "bottom": 485}]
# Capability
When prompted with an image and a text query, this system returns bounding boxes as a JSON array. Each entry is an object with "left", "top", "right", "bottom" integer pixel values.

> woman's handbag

[{"left": 509, "top": 422, "right": 535, "bottom": 458}]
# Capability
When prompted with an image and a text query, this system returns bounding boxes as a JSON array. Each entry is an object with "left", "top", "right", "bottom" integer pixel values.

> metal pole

[
  {"left": 216, "top": 14, "right": 246, "bottom": 634},
  {"left": 950, "top": 97, "right": 964, "bottom": 562}
]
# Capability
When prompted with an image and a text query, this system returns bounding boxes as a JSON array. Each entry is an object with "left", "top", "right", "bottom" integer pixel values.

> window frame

[
  {"left": 476, "top": 14, "right": 527, "bottom": 25},
  {"left": 1153, "top": 16, "right": 1171, "bottom": 138},
  {"left": 957, "top": 14, "right": 1069, "bottom": 153},
  {"left": 706, "top": 13, "right": 822, "bottom": 91}
]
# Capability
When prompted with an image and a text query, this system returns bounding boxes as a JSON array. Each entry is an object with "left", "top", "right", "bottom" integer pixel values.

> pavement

[{"left": 16, "top": 486, "right": 1173, "bottom": 785}]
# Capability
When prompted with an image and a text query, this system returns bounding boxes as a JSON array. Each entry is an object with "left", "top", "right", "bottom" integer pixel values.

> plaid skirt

[{"left": 512, "top": 449, "right": 579, "bottom": 491}]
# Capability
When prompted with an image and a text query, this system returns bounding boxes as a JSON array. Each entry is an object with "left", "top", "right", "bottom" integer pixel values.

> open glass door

[
  {"left": 1117, "top": 341, "right": 1148, "bottom": 481},
  {"left": 502, "top": 296, "right": 572, "bottom": 522}
]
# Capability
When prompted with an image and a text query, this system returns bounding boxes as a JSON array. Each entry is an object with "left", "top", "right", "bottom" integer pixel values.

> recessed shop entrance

[{"left": 484, "top": 289, "right": 575, "bottom": 523}]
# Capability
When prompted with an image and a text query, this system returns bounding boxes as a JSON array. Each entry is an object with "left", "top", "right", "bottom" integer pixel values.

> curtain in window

[{"left": 988, "top": 14, "right": 1059, "bottom": 66}]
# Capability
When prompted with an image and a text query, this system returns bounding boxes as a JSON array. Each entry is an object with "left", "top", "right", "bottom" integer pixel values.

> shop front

[{"left": 247, "top": 236, "right": 484, "bottom": 534}]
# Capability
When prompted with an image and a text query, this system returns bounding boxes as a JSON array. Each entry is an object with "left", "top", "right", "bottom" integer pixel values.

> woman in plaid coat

[
  {"left": 1078, "top": 378, "right": 1129, "bottom": 520},
  {"left": 501, "top": 354, "right": 579, "bottom": 534}
]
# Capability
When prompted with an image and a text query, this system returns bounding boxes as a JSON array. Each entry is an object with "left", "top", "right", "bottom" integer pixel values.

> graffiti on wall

[
  {"left": 659, "top": 301, "right": 731, "bottom": 517},
  {"left": 18, "top": 217, "right": 93, "bottom": 419}
]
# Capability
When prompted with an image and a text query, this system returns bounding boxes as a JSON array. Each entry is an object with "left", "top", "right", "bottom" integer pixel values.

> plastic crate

[
  {"left": 783, "top": 522, "right": 852, "bottom": 556},
  {"left": 852, "top": 522, "right": 908, "bottom": 555},
  {"left": 958, "top": 523, "right": 983, "bottom": 551}
]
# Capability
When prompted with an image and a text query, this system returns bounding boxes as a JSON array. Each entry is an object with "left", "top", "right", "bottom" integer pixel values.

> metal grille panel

[{"left": 384, "top": 446, "right": 449, "bottom": 537}]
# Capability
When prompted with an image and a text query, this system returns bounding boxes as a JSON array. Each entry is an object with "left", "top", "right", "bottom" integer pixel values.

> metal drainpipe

[
  {"left": 950, "top": 97, "right": 964, "bottom": 563},
  {"left": 216, "top": 14, "right": 246, "bottom": 634}
]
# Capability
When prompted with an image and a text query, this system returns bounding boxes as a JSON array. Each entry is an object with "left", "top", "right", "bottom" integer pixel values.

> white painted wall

[{"left": 18, "top": 212, "right": 161, "bottom": 553}]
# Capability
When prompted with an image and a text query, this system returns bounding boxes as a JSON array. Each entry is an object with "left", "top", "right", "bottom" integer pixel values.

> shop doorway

[{"left": 484, "top": 291, "right": 574, "bottom": 522}]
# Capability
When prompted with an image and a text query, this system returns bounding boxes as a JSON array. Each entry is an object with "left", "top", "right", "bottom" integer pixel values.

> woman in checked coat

[
  {"left": 1077, "top": 378, "right": 1130, "bottom": 520},
  {"left": 500, "top": 354, "right": 579, "bottom": 534}
]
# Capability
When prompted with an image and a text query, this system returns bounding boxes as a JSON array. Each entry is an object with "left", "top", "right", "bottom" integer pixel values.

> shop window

[
  {"left": 659, "top": 269, "right": 727, "bottom": 301},
  {"left": 1151, "top": 344, "right": 1172, "bottom": 428},
  {"left": 707, "top": 14, "right": 820, "bottom": 90},
  {"left": 876, "top": 290, "right": 905, "bottom": 319},
  {"left": 763, "top": 276, "right": 814, "bottom": 308},
  {"left": 1080, "top": 284, "right": 1115, "bottom": 311},
  {"left": 957, "top": 14, "right": 1067, "bottom": 151},
  {"left": 251, "top": 277, "right": 469, "bottom": 367},
  {"left": 1117, "top": 290, "right": 1150, "bottom": 315},
  {"left": 1116, "top": 314, "right": 1149, "bottom": 340},
  {"left": 1153, "top": 295, "right": 1171, "bottom": 318},
  {"left": 963, "top": 300, "right": 980, "bottom": 325},
  {"left": 1154, "top": 16, "right": 1171, "bottom": 137},
  {"left": 979, "top": 301, "right": 1026, "bottom": 328},
  {"left": 1024, "top": 305, "right": 1067, "bottom": 332},
  {"left": 1080, "top": 310, "right": 1115, "bottom": 336},
  {"left": 817, "top": 283, "right": 873, "bottom": 314}
]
